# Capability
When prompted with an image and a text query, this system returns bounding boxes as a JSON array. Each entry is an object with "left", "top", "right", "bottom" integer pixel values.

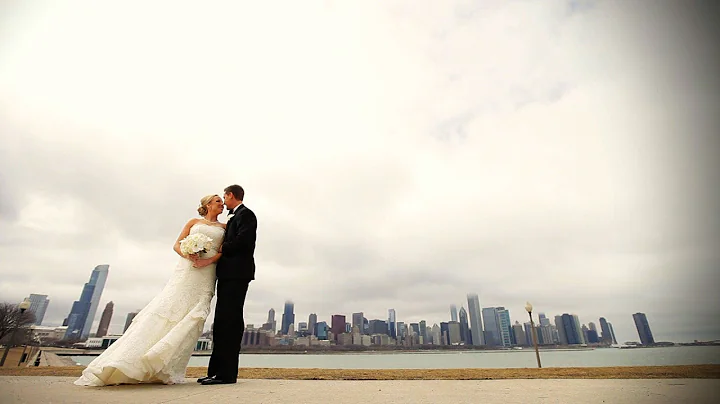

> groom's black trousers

[{"left": 208, "top": 278, "right": 250, "bottom": 381}]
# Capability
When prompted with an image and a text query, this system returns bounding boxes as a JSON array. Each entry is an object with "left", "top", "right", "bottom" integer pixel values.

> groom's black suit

[{"left": 207, "top": 204, "right": 256, "bottom": 382}]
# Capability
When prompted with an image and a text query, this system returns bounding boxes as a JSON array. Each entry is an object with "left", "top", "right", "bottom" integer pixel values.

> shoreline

[
  {"left": 58, "top": 347, "right": 599, "bottom": 357},
  {"left": 2, "top": 365, "right": 719, "bottom": 379},
  {"left": 47, "top": 344, "right": 718, "bottom": 357}
]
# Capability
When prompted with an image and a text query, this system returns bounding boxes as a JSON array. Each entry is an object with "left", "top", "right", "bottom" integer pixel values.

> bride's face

[{"left": 207, "top": 196, "right": 224, "bottom": 216}]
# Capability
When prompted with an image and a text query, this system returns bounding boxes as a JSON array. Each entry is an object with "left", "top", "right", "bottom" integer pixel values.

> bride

[{"left": 75, "top": 195, "right": 226, "bottom": 386}]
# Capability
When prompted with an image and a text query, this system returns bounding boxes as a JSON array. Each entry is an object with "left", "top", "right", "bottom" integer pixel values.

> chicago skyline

[
  {"left": 22, "top": 267, "right": 672, "bottom": 346},
  {"left": 258, "top": 295, "right": 655, "bottom": 348}
]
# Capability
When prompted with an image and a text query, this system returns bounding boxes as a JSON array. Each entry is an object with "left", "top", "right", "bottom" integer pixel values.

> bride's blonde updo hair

[{"left": 197, "top": 194, "right": 219, "bottom": 216}]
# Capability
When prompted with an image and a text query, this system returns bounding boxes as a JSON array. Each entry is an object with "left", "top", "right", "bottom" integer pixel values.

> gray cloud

[{"left": 0, "top": 0, "right": 718, "bottom": 345}]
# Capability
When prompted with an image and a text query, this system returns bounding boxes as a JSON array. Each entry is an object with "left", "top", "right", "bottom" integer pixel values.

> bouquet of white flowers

[{"left": 179, "top": 233, "right": 213, "bottom": 256}]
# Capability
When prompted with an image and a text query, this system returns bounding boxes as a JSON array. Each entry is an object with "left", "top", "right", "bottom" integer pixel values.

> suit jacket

[{"left": 216, "top": 204, "right": 257, "bottom": 280}]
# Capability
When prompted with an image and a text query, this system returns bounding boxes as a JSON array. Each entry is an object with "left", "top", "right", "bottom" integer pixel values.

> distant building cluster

[
  {"left": 239, "top": 295, "right": 640, "bottom": 350},
  {"left": 23, "top": 264, "right": 659, "bottom": 350}
]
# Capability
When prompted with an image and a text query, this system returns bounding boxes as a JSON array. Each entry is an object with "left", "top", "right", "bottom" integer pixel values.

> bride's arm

[{"left": 173, "top": 219, "right": 200, "bottom": 259}]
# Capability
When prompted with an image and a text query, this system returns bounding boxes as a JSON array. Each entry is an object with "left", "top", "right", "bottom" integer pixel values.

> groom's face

[{"left": 223, "top": 192, "right": 236, "bottom": 210}]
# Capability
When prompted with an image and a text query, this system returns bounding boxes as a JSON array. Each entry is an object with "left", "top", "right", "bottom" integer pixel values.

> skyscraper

[
  {"left": 316, "top": 321, "right": 328, "bottom": 340},
  {"left": 369, "top": 319, "right": 387, "bottom": 335},
  {"left": 308, "top": 313, "right": 317, "bottom": 336},
  {"left": 396, "top": 322, "right": 406, "bottom": 339},
  {"left": 561, "top": 314, "right": 582, "bottom": 345},
  {"left": 419, "top": 320, "right": 427, "bottom": 342},
  {"left": 281, "top": 301, "right": 294, "bottom": 335},
  {"left": 410, "top": 323, "right": 420, "bottom": 343},
  {"left": 458, "top": 307, "right": 470, "bottom": 344},
  {"left": 496, "top": 307, "right": 512, "bottom": 347},
  {"left": 523, "top": 322, "right": 534, "bottom": 345},
  {"left": 26, "top": 294, "right": 50, "bottom": 326},
  {"left": 581, "top": 324, "right": 590, "bottom": 344},
  {"left": 555, "top": 315, "right": 568, "bottom": 345},
  {"left": 388, "top": 309, "right": 397, "bottom": 339},
  {"left": 440, "top": 322, "right": 449, "bottom": 345},
  {"left": 466, "top": 293, "right": 485, "bottom": 345},
  {"left": 599, "top": 317, "right": 613, "bottom": 344},
  {"left": 608, "top": 322, "right": 618, "bottom": 344},
  {"left": 123, "top": 311, "right": 138, "bottom": 333},
  {"left": 431, "top": 323, "right": 441, "bottom": 345},
  {"left": 633, "top": 312, "right": 655, "bottom": 345},
  {"left": 331, "top": 314, "right": 346, "bottom": 340},
  {"left": 352, "top": 312, "right": 364, "bottom": 332},
  {"left": 447, "top": 321, "right": 461, "bottom": 345},
  {"left": 481, "top": 307, "right": 501, "bottom": 346},
  {"left": 572, "top": 314, "right": 586, "bottom": 344},
  {"left": 267, "top": 308, "right": 275, "bottom": 328},
  {"left": 64, "top": 264, "right": 110, "bottom": 340},
  {"left": 95, "top": 301, "right": 114, "bottom": 337},
  {"left": 450, "top": 304, "right": 458, "bottom": 322},
  {"left": 512, "top": 321, "right": 526, "bottom": 346}
]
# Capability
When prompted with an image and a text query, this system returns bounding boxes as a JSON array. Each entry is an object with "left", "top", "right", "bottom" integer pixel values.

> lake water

[{"left": 71, "top": 346, "right": 720, "bottom": 369}]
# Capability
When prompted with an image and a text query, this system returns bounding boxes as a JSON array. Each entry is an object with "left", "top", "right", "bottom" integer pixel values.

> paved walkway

[{"left": 0, "top": 377, "right": 718, "bottom": 403}]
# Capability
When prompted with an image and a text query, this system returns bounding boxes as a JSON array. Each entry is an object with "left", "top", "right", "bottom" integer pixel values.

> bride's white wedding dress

[{"left": 74, "top": 223, "right": 224, "bottom": 386}]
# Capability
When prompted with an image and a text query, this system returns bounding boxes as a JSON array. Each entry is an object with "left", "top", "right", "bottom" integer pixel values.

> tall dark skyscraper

[
  {"left": 440, "top": 322, "right": 449, "bottom": 345},
  {"left": 561, "top": 313, "right": 582, "bottom": 345},
  {"left": 633, "top": 312, "right": 655, "bottom": 345},
  {"left": 281, "top": 301, "right": 294, "bottom": 335},
  {"left": 64, "top": 265, "right": 109, "bottom": 340},
  {"left": 599, "top": 317, "right": 613, "bottom": 344},
  {"left": 458, "top": 307, "right": 470, "bottom": 344},
  {"left": 419, "top": 320, "right": 427, "bottom": 342},
  {"left": 95, "top": 301, "right": 114, "bottom": 337},
  {"left": 308, "top": 313, "right": 317, "bottom": 336},
  {"left": 387, "top": 309, "right": 396, "bottom": 339}
]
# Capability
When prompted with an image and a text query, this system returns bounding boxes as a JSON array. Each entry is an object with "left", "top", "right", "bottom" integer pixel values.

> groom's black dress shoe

[
  {"left": 197, "top": 376, "right": 213, "bottom": 383},
  {"left": 201, "top": 376, "right": 236, "bottom": 385}
]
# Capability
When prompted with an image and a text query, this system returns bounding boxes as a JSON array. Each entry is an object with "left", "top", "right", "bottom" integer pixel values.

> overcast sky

[{"left": 1, "top": 1, "right": 718, "bottom": 344}]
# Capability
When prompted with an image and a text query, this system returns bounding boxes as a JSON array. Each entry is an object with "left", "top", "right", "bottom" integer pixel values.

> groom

[{"left": 199, "top": 184, "right": 257, "bottom": 385}]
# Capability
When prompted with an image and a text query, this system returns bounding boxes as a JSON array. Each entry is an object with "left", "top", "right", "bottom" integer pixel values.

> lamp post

[
  {"left": 1, "top": 299, "right": 32, "bottom": 367},
  {"left": 525, "top": 302, "right": 542, "bottom": 369}
]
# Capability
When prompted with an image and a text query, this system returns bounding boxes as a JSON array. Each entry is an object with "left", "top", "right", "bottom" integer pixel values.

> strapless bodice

[{"left": 188, "top": 223, "right": 225, "bottom": 255}]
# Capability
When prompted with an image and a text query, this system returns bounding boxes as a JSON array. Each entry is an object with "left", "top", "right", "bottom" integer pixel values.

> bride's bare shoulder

[{"left": 183, "top": 218, "right": 202, "bottom": 228}]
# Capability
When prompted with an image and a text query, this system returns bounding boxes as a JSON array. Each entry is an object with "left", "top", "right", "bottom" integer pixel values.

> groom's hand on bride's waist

[{"left": 193, "top": 258, "right": 213, "bottom": 268}]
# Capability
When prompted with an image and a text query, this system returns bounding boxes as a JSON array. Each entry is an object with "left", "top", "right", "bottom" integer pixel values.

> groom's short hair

[{"left": 224, "top": 184, "right": 245, "bottom": 201}]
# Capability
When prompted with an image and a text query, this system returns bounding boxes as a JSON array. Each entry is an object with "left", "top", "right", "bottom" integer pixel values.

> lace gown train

[{"left": 74, "top": 224, "right": 224, "bottom": 386}]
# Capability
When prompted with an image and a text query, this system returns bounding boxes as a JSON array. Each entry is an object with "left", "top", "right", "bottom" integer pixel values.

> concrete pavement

[{"left": 0, "top": 377, "right": 718, "bottom": 403}]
